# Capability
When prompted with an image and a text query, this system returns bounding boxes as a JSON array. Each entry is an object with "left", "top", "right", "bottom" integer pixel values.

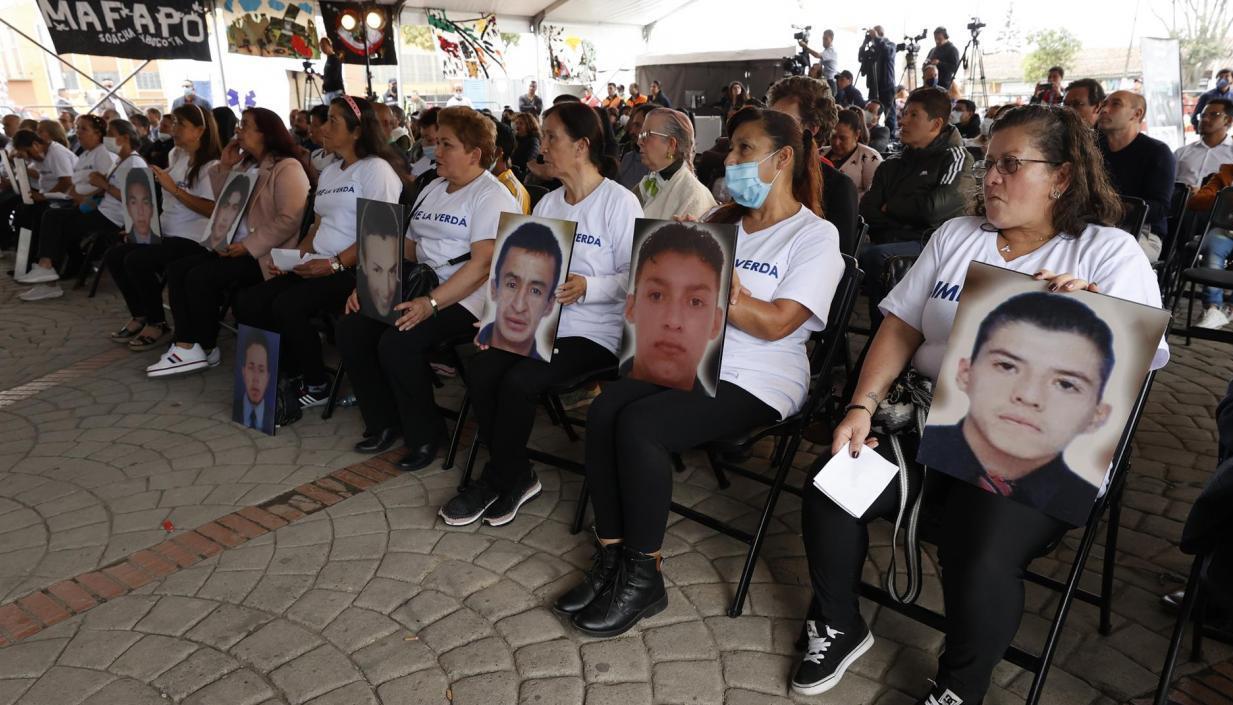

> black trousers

[
  {"left": 9, "top": 202, "right": 50, "bottom": 267},
  {"left": 584, "top": 379, "right": 777, "bottom": 553},
  {"left": 234, "top": 271, "right": 355, "bottom": 386},
  {"left": 801, "top": 465, "right": 1067, "bottom": 702},
  {"left": 37, "top": 207, "right": 117, "bottom": 266},
  {"left": 166, "top": 252, "right": 264, "bottom": 350},
  {"left": 467, "top": 337, "right": 616, "bottom": 493},
  {"left": 335, "top": 305, "right": 476, "bottom": 447},
  {"left": 103, "top": 237, "right": 206, "bottom": 324}
]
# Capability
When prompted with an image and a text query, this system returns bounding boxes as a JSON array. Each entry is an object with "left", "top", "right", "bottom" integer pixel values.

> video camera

[
  {"left": 302, "top": 60, "right": 317, "bottom": 74},
  {"left": 896, "top": 29, "right": 927, "bottom": 55},
  {"left": 780, "top": 24, "right": 813, "bottom": 76},
  {"left": 967, "top": 17, "right": 986, "bottom": 32}
]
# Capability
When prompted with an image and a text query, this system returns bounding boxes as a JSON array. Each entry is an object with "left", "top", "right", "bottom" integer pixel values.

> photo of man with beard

[
  {"left": 620, "top": 220, "right": 734, "bottom": 395},
  {"left": 356, "top": 198, "right": 405, "bottom": 325}
]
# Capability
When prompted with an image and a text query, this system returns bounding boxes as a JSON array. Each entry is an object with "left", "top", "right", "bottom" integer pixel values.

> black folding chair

[
  {"left": 841, "top": 215, "right": 867, "bottom": 260},
  {"left": 858, "top": 370, "right": 1158, "bottom": 705},
  {"left": 526, "top": 184, "right": 549, "bottom": 209},
  {"left": 1119, "top": 195, "right": 1149, "bottom": 238},
  {"left": 1152, "top": 458, "right": 1233, "bottom": 705},
  {"left": 1169, "top": 188, "right": 1233, "bottom": 345},
  {"left": 573, "top": 255, "right": 864, "bottom": 617},
  {"left": 1156, "top": 182, "right": 1194, "bottom": 292}
]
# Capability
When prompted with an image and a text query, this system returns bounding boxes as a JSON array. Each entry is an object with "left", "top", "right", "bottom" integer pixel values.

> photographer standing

[
  {"left": 925, "top": 27, "right": 960, "bottom": 89},
  {"left": 320, "top": 38, "right": 344, "bottom": 102},
  {"left": 858, "top": 27, "right": 898, "bottom": 135}
]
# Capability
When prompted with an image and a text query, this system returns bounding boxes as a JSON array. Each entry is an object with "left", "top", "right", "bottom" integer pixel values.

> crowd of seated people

[{"left": 2, "top": 51, "right": 1220, "bottom": 702}]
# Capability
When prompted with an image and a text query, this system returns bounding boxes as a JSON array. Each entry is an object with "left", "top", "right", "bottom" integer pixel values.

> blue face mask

[
  {"left": 422, "top": 145, "right": 437, "bottom": 162},
  {"left": 725, "top": 149, "right": 782, "bottom": 209}
]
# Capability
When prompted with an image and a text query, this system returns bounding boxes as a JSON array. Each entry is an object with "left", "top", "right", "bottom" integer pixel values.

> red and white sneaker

[{"left": 146, "top": 344, "right": 209, "bottom": 378}]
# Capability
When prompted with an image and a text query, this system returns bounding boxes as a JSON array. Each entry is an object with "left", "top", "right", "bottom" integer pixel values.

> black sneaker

[
  {"left": 916, "top": 686, "right": 967, "bottom": 705},
  {"left": 482, "top": 472, "right": 542, "bottom": 526},
  {"left": 790, "top": 619, "right": 874, "bottom": 696},
  {"left": 299, "top": 381, "right": 331, "bottom": 409},
  {"left": 439, "top": 480, "right": 500, "bottom": 526}
]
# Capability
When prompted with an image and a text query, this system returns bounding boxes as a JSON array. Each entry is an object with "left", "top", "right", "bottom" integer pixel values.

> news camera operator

[
  {"left": 858, "top": 27, "right": 898, "bottom": 134},
  {"left": 925, "top": 27, "right": 960, "bottom": 89}
]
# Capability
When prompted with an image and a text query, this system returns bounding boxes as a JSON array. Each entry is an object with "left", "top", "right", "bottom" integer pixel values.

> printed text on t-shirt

[
  {"left": 735, "top": 258, "right": 780, "bottom": 278},
  {"left": 413, "top": 211, "right": 469, "bottom": 227},
  {"left": 931, "top": 280, "right": 961, "bottom": 301},
  {"left": 575, "top": 233, "right": 601, "bottom": 246}
]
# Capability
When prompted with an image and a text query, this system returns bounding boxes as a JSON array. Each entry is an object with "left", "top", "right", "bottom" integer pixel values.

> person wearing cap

[{"left": 835, "top": 71, "right": 866, "bottom": 109}]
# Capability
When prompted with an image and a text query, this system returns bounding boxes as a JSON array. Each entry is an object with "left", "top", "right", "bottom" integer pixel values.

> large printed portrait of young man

[
  {"left": 618, "top": 219, "right": 738, "bottom": 397},
  {"left": 917, "top": 262, "right": 1170, "bottom": 526},
  {"left": 476, "top": 213, "right": 577, "bottom": 362},
  {"left": 356, "top": 198, "right": 406, "bottom": 325}
]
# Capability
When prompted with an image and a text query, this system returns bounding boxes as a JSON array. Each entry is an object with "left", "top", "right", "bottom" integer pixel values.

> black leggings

[
  {"left": 234, "top": 271, "right": 356, "bottom": 386},
  {"left": 467, "top": 337, "right": 616, "bottom": 492},
  {"left": 335, "top": 305, "right": 477, "bottom": 447},
  {"left": 585, "top": 379, "right": 777, "bottom": 553},
  {"left": 37, "top": 207, "right": 118, "bottom": 267},
  {"left": 0, "top": 190, "right": 20, "bottom": 249},
  {"left": 166, "top": 252, "right": 264, "bottom": 350},
  {"left": 104, "top": 237, "right": 207, "bottom": 324},
  {"left": 801, "top": 466, "right": 1068, "bottom": 702}
]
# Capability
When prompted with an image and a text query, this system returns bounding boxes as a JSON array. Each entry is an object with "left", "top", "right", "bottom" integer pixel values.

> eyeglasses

[
  {"left": 974, "top": 155, "right": 1063, "bottom": 175},
  {"left": 637, "top": 130, "right": 671, "bottom": 142}
]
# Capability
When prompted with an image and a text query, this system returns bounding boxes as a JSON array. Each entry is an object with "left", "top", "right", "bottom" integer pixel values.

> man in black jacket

[
  {"left": 859, "top": 87, "right": 973, "bottom": 301},
  {"left": 858, "top": 27, "right": 898, "bottom": 134},
  {"left": 767, "top": 76, "right": 860, "bottom": 253},
  {"left": 320, "top": 37, "right": 344, "bottom": 101},
  {"left": 925, "top": 27, "right": 960, "bottom": 89},
  {"left": 1096, "top": 90, "right": 1176, "bottom": 262}
]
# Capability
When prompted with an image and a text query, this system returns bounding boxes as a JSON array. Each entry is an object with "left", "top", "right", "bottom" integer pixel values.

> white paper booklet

[{"left": 812, "top": 448, "right": 900, "bottom": 518}]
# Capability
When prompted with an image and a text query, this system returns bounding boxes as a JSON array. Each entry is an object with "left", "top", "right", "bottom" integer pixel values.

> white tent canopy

[{"left": 396, "top": 0, "right": 701, "bottom": 27}]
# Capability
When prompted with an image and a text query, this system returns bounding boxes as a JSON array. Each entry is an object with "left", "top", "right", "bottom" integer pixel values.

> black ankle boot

[
  {"left": 572, "top": 547, "right": 667, "bottom": 637},
  {"left": 552, "top": 538, "right": 621, "bottom": 616}
]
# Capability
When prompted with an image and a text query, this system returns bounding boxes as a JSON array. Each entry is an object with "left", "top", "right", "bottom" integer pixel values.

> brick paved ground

[{"left": 0, "top": 273, "right": 1230, "bottom": 705}]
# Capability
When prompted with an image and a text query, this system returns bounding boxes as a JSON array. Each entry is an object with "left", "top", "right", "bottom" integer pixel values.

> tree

[
  {"left": 1022, "top": 29, "right": 1081, "bottom": 82},
  {"left": 1154, "top": 0, "right": 1233, "bottom": 88},
  {"left": 992, "top": 1, "right": 1024, "bottom": 54}
]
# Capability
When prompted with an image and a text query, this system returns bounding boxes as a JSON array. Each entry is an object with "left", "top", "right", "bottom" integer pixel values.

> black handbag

[{"left": 401, "top": 185, "right": 471, "bottom": 302}]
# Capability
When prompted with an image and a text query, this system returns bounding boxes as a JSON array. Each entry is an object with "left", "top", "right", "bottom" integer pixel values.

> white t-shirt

[
  {"left": 880, "top": 215, "right": 1171, "bottom": 381},
  {"left": 313, "top": 156, "right": 402, "bottom": 258},
  {"left": 160, "top": 148, "right": 219, "bottom": 242},
  {"left": 533, "top": 178, "right": 643, "bottom": 354},
  {"left": 36, "top": 141, "right": 76, "bottom": 192},
  {"left": 311, "top": 148, "right": 339, "bottom": 174},
  {"left": 719, "top": 205, "right": 844, "bottom": 418},
  {"left": 98, "top": 153, "right": 148, "bottom": 228},
  {"left": 410, "top": 155, "right": 434, "bottom": 179},
  {"left": 72, "top": 144, "right": 116, "bottom": 196},
  {"left": 1174, "top": 136, "right": 1233, "bottom": 188},
  {"left": 407, "top": 172, "right": 518, "bottom": 318}
]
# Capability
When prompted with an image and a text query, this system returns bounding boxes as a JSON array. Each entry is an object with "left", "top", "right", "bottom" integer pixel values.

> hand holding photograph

[{"left": 356, "top": 198, "right": 407, "bottom": 325}]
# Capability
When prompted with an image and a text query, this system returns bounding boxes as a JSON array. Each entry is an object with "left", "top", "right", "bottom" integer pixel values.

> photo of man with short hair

[
  {"left": 124, "top": 167, "right": 160, "bottom": 244},
  {"left": 356, "top": 199, "right": 405, "bottom": 325},
  {"left": 919, "top": 291, "right": 1117, "bottom": 525},
  {"left": 232, "top": 325, "right": 280, "bottom": 436},
  {"left": 476, "top": 221, "right": 565, "bottom": 360},
  {"left": 205, "top": 171, "right": 253, "bottom": 252},
  {"left": 620, "top": 220, "right": 736, "bottom": 396}
]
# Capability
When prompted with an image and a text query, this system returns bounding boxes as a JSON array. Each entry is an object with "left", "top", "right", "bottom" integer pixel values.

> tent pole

[
  {"left": 85, "top": 60, "right": 150, "bottom": 115},
  {"left": 211, "top": 0, "right": 232, "bottom": 111},
  {"left": 0, "top": 16, "right": 142, "bottom": 115}
]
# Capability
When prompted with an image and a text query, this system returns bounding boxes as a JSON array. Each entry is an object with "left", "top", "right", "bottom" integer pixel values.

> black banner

[
  {"left": 320, "top": 1, "right": 397, "bottom": 66},
  {"left": 38, "top": 0, "right": 212, "bottom": 61}
]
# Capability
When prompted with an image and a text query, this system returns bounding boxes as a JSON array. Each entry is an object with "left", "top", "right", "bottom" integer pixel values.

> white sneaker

[
  {"left": 16, "top": 264, "right": 59, "bottom": 284},
  {"left": 146, "top": 344, "right": 209, "bottom": 377},
  {"left": 205, "top": 347, "right": 221, "bottom": 367},
  {"left": 18, "top": 283, "right": 63, "bottom": 301},
  {"left": 1196, "top": 306, "right": 1230, "bottom": 330}
]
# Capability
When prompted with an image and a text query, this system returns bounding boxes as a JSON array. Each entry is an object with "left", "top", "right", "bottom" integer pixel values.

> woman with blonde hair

[{"left": 636, "top": 108, "right": 716, "bottom": 219}]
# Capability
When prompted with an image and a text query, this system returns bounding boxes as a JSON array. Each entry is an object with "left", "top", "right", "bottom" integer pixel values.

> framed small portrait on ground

[
  {"left": 475, "top": 212, "right": 578, "bottom": 362},
  {"left": 618, "top": 218, "right": 738, "bottom": 396},
  {"left": 232, "top": 324, "right": 280, "bottom": 436},
  {"left": 917, "top": 262, "right": 1170, "bottom": 525}
]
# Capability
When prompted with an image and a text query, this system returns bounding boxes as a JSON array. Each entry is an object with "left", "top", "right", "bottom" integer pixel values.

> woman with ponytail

[{"left": 556, "top": 106, "right": 844, "bottom": 639}]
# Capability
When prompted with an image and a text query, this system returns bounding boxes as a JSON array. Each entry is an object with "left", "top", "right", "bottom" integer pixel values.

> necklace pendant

[{"left": 999, "top": 243, "right": 1011, "bottom": 253}]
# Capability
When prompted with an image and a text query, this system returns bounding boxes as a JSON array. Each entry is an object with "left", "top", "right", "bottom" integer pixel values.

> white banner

[{"left": 1140, "top": 37, "right": 1184, "bottom": 151}]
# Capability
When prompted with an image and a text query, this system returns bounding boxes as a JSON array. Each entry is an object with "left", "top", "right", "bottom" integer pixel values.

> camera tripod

[
  {"left": 302, "top": 64, "right": 322, "bottom": 111},
  {"left": 900, "top": 48, "right": 919, "bottom": 91},
  {"left": 961, "top": 31, "right": 989, "bottom": 109}
]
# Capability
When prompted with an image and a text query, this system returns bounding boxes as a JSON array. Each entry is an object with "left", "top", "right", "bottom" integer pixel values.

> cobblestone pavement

[{"left": 0, "top": 275, "right": 1231, "bottom": 705}]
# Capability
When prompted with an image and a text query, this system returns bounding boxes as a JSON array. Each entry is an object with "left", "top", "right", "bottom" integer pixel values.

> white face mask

[
  {"left": 980, "top": 119, "right": 994, "bottom": 137},
  {"left": 618, "top": 115, "right": 630, "bottom": 127},
  {"left": 949, "top": 111, "right": 964, "bottom": 125},
  {"left": 103, "top": 137, "right": 121, "bottom": 154},
  {"left": 157, "top": 132, "right": 173, "bottom": 142}
]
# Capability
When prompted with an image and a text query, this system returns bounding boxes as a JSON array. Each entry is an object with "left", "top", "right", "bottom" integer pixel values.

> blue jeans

[{"left": 1202, "top": 228, "right": 1233, "bottom": 306}]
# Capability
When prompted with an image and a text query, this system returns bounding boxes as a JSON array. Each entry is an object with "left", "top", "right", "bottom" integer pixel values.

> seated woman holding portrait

[{"left": 791, "top": 105, "right": 1169, "bottom": 704}]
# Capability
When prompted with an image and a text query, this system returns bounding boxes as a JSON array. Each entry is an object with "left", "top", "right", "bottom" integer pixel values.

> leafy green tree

[
  {"left": 1022, "top": 29, "right": 1081, "bottom": 82},
  {"left": 1155, "top": 0, "right": 1233, "bottom": 88}
]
